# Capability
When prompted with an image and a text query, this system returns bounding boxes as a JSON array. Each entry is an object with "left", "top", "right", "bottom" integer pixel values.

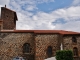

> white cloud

[
  {"left": 72, "top": 0, "right": 80, "bottom": 6},
  {"left": 0, "top": 0, "right": 10, "bottom": 7},
  {"left": 35, "top": 0, "right": 54, "bottom": 3},
  {"left": 16, "top": 12, "right": 34, "bottom": 30},
  {"left": 54, "top": 21, "right": 80, "bottom": 32},
  {"left": 16, "top": 5, "right": 80, "bottom": 32},
  {"left": 26, "top": 5, "right": 38, "bottom": 11},
  {"left": 51, "top": 6, "right": 80, "bottom": 21},
  {"left": 0, "top": 0, "right": 80, "bottom": 32},
  {"left": 0, "top": 5, "right": 3, "bottom": 18},
  {"left": 9, "top": 0, "right": 54, "bottom": 11},
  {"left": 17, "top": 0, "right": 54, "bottom": 4},
  {"left": 0, "top": 0, "right": 10, "bottom": 17},
  {"left": 9, "top": 0, "right": 21, "bottom": 12},
  {"left": 51, "top": 6, "right": 80, "bottom": 32},
  {"left": 16, "top": 10, "right": 56, "bottom": 30}
]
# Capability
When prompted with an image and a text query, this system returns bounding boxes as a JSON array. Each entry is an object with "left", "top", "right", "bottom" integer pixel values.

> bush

[{"left": 56, "top": 50, "right": 73, "bottom": 60}]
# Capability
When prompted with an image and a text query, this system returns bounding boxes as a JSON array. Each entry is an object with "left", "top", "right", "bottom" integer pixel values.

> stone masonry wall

[
  {"left": 0, "top": 20, "right": 3, "bottom": 30},
  {"left": 1, "top": 7, "right": 15, "bottom": 30},
  {"left": 0, "top": 33, "right": 35, "bottom": 60},
  {"left": 63, "top": 36, "right": 72, "bottom": 50},
  {"left": 76, "top": 36, "right": 80, "bottom": 57},
  {"left": 35, "top": 34, "right": 60, "bottom": 60},
  {"left": 63, "top": 35, "right": 80, "bottom": 57}
]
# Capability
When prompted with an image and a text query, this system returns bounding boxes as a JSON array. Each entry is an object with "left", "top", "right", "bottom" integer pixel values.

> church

[{"left": 0, "top": 6, "right": 80, "bottom": 60}]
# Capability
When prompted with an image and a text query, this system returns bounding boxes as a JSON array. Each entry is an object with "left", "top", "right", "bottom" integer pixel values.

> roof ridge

[
  {"left": 0, "top": 30, "right": 80, "bottom": 35},
  {"left": 2, "top": 7, "right": 16, "bottom": 13}
]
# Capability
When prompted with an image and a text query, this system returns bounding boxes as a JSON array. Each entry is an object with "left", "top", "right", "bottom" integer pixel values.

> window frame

[
  {"left": 23, "top": 43, "right": 31, "bottom": 53},
  {"left": 46, "top": 46, "right": 53, "bottom": 57},
  {"left": 72, "top": 36, "right": 77, "bottom": 44},
  {"left": 73, "top": 47, "right": 78, "bottom": 57}
]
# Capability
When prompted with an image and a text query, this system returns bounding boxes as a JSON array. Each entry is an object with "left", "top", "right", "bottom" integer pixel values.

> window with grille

[{"left": 23, "top": 43, "right": 31, "bottom": 53}]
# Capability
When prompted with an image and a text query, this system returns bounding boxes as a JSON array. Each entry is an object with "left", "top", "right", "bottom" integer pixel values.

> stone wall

[
  {"left": 0, "top": 20, "right": 3, "bottom": 30},
  {"left": 76, "top": 36, "right": 80, "bottom": 56},
  {"left": 63, "top": 35, "right": 80, "bottom": 57},
  {"left": 0, "top": 33, "right": 35, "bottom": 60},
  {"left": 1, "top": 7, "right": 15, "bottom": 30},
  {"left": 0, "top": 32, "right": 61, "bottom": 60},
  {"left": 1, "top": 32, "right": 80, "bottom": 60},
  {"left": 63, "top": 36, "right": 72, "bottom": 50},
  {"left": 35, "top": 34, "right": 60, "bottom": 60}
]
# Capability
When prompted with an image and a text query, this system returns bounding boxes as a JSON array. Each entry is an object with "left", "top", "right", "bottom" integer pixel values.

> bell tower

[{"left": 0, "top": 5, "right": 18, "bottom": 30}]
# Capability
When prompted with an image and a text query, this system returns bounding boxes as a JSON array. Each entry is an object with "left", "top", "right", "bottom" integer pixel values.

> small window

[
  {"left": 23, "top": 43, "right": 31, "bottom": 53},
  {"left": 73, "top": 47, "right": 78, "bottom": 56},
  {"left": 72, "top": 36, "right": 77, "bottom": 43},
  {"left": 47, "top": 46, "right": 53, "bottom": 57}
]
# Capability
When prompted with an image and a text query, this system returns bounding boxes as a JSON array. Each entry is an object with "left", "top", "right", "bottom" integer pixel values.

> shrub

[{"left": 56, "top": 50, "right": 73, "bottom": 60}]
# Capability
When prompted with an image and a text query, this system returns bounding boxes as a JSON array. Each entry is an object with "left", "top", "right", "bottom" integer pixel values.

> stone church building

[{"left": 0, "top": 6, "right": 80, "bottom": 60}]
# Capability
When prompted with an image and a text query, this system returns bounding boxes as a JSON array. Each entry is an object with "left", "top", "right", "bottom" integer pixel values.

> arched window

[
  {"left": 23, "top": 43, "right": 31, "bottom": 53},
  {"left": 73, "top": 47, "right": 78, "bottom": 56},
  {"left": 47, "top": 46, "right": 53, "bottom": 57},
  {"left": 72, "top": 36, "right": 77, "bottom": 43}
]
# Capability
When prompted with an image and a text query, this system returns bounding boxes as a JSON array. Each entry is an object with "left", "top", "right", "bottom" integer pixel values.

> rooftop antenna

[{"left": 5, "top": 5, "right": 6, "bottom": 8}]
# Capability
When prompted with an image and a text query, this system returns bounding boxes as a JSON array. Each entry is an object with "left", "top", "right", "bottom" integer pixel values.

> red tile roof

[
  {"left": 0, "top": 30, "right": 80, "bottom": 35},
  {"left": 59, "top": 30, "right": 80, "bottom": 35}
]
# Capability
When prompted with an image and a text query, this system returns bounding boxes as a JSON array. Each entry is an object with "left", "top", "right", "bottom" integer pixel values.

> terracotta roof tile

[
  {"left": 0, "top": 30, "right": 80, "bottom": 35},
  {"left": 34, "top": 30, "right": 59, "bottom": 33},
  {"left": 59, "top": 31, "right": 80, "bottom": 35}
]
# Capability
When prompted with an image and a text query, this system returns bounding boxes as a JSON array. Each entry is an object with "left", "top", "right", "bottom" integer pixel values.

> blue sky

[
  {"left": 37, "top": 0, "right": 73, "bottom": 12},
  {"left": 0, "top": 0, "right": 80, "bottom": 32}
]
